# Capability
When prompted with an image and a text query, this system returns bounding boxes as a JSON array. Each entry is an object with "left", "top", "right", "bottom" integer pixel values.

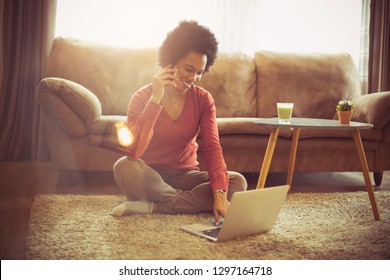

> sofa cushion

[
  {"left": 254, "top": 51, "right": 361, "bottom": 119},
  {"left": 217, "top": 118, "right": 265, "bottom": 135},
  {"left": 217, "top": 118, "right": 292, "bottom": 138},
  {"left": 88, "top": 132, "right": 120, "bottom": 150},
  {"left": 89, "top": 115, "right": 126, "bottom": 134},
  {"left": 197, "top": 52, "right": 257, "bottom": 117},
  {"left": 88, "top": 115, "right": 127, "bottom": 151}
]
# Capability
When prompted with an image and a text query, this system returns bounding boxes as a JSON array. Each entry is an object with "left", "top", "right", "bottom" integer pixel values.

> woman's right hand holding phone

[{"left": 151, "top": 65, "right": 177, "bottom": 104}]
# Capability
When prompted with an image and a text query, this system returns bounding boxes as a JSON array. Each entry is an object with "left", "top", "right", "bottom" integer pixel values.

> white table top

[{"left": 254, "top": 118, "right": 373, "bottom": 130}]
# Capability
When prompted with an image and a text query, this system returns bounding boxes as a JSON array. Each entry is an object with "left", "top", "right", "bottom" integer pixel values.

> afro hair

[{"left": 158, "top": 21, "right": 219, "bottom": 72}]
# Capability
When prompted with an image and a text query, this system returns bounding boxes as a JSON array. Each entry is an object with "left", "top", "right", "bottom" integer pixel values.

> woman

[{"left": 112, "top": 21, "right": 247, "bottom": 224}]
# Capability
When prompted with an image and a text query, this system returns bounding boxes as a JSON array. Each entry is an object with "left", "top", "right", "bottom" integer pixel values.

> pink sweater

[{"left": 125, "top": 84, "right": 229, "bottom": 192}]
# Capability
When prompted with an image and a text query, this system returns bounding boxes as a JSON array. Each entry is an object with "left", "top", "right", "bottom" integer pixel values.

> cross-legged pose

[{"left": 112, "top": 21, "right": 247, "bottom": 224}]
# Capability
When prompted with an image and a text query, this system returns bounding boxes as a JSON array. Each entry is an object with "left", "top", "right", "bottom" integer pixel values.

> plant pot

[{"left": 337, "top": 110, "right": 352, "bottom": 124}]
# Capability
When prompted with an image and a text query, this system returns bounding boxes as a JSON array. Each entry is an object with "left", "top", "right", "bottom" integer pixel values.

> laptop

[{"left": 180, "top": 185, "right": 289, "bottom": 242}]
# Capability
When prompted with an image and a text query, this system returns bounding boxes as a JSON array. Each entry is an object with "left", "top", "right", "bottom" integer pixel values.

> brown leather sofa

[{"left": 36, "top": 37, "right": 390, "bottom": 185}]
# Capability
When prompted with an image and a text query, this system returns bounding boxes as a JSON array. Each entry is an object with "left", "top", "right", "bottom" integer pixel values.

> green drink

[{"left": 277, "top": 103, "right": 294, "bottom": 123}]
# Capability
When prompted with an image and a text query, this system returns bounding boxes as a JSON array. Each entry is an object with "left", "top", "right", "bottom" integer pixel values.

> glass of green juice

[{"left": 277, "top": 103, "right": 294, "bottom": 123}]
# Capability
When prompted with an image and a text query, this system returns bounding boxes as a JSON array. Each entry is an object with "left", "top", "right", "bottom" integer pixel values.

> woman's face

[{"left": 174, "top": 51, "right": 207, "bottom": 92}]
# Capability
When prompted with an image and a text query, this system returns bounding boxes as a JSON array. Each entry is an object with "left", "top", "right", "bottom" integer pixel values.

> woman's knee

[
  {"left": 113, "top": 156, "right": 145, "bottom": 186},
  {"left": 228, "top": 171, "right": 248, "bottom": 192}
]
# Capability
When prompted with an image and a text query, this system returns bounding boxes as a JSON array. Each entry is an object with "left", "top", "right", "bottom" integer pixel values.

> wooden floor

[{"left": 1, "top": 160, "right": 389, "bottom": 259}]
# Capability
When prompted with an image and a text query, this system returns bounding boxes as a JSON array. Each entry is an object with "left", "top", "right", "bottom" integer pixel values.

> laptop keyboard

[{"left": 200, "top": 227, "right": 221, "bottom": 238}]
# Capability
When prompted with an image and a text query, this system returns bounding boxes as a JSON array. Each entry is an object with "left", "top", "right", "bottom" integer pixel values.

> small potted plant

[{"left": 336, "top": 99, "right": 354, "bottom": 124}]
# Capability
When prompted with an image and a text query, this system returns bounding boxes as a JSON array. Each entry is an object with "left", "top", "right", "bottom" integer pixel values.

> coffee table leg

[
  {"left": 287, "top": 128, "right": 300, "bottom": 189},
  {"left": 256, "top": 128, "right": 280, "bottom": 189},
  {"left": 352, "top": 129, "right": 380, "bottom": 220}
]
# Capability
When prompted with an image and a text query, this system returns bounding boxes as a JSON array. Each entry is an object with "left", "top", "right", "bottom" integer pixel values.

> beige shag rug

[{"left": 26, "top": 192, "right": 390, "bottom": 260}]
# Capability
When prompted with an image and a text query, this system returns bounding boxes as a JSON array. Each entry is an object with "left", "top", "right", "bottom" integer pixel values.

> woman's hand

[
  {"left": 213, "top": 191, "right": 230, "bottom": 225},
  {"left": 151, "top": 65, "right": 178, "bottom": 103}
]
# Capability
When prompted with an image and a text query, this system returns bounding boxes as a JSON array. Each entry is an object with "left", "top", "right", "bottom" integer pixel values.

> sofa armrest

[
  {"left": 352, "top": 91, "right": 390, "bottom": 129},
  {"left": 36, "top": 77, "right": 102, "bottom": 137}
]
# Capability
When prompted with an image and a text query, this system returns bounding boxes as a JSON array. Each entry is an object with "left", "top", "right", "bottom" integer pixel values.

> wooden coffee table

[{"left": 254, "top": 117, "right": 380, "bottom": 220}]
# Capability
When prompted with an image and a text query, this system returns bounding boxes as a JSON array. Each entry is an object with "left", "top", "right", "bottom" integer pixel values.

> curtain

[
  {"left": 0, "top": 0, "right": 57, "bottom": 161},
  {"left": 369, "top": 0, "right": 390, "bottom": 93},
  {"left": 359, "top": 0, "right": 371, "bottom": 95}
]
